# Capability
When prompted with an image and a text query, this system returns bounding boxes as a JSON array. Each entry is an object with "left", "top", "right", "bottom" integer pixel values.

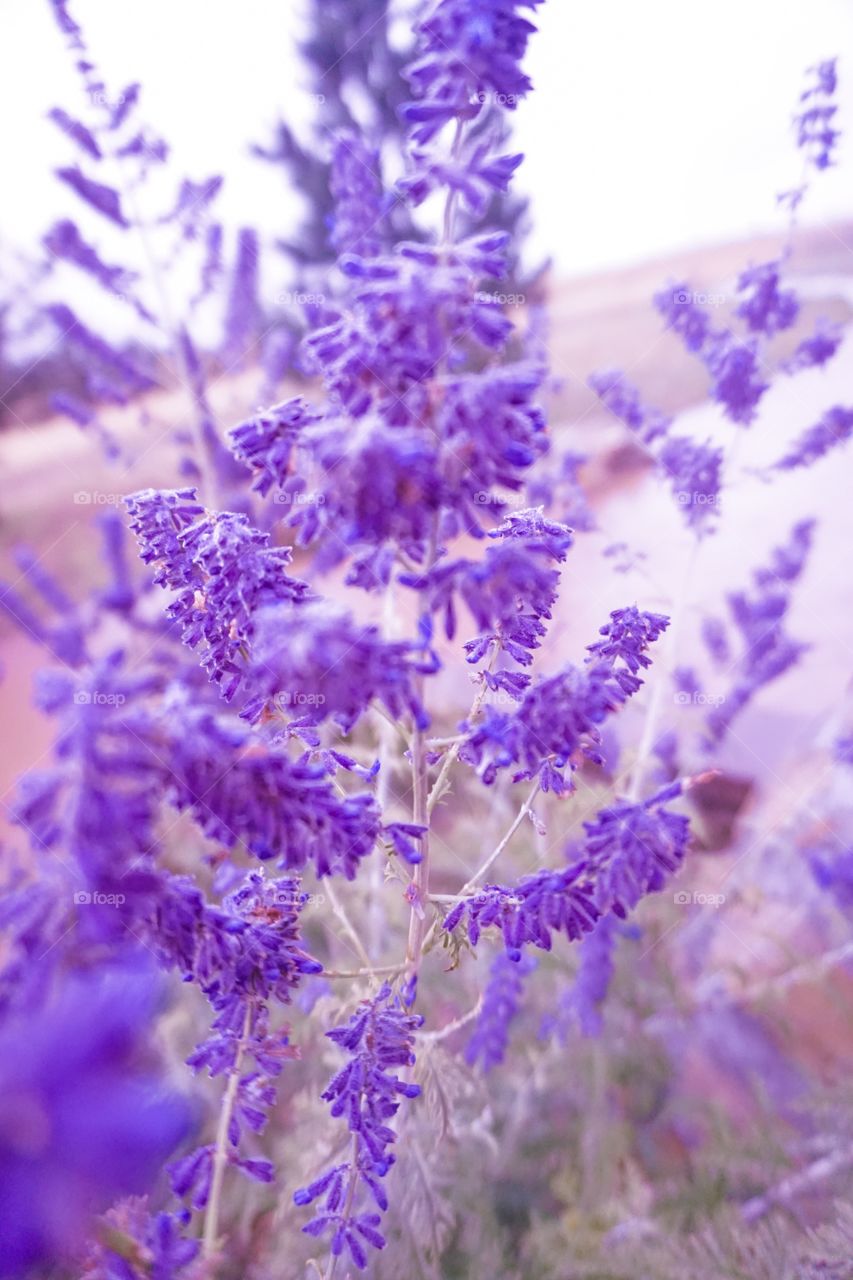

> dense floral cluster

[
  {"left": 2, "top": 2, "right": 846, "bottom": 1277},
  {"left": 460, "top": 607, "right": 669, "bottom": 789}
]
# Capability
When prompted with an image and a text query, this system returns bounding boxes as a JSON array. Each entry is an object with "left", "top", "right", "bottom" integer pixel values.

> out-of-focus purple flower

[
  {"left": 283, "top": 413, "right": 445, "bottom": 585},
  {"left": 774, "top": 404, "right": 853, "bottom": 471},
  {"left": 466, "top": 951, "right": 537, "bottom": 1070},
  {"left": 588, "top": 369, "right": 673, "bottom": 443},
  {"left": 43, "top": 219, "right": 143, "bottom": 308},
  {"left": 240, "top": 600, "right": 426, "bottom": 732},
  {"left": 223, "top": 227, "right": 261, "bottom": 361},
  {"left": 588, "top": 369, "right": 722, "bottom": 532},
  {"left": 541, "top": 914, "right": 618, "bottom": 1041},
  {"left": 329, "top": 131, "right": 386, "bottom": 258},
  {"left": 782, "top": 319, "right": 843, "bottom": 373},
  {"left": 293, "top": 984, "right": 422, "bottom": 1271},
  {"left": 47, "top": 105, "right": 101, "bottom": 159},
  {"left": 46, "top": 303, "right": 151, "bottom": 392},
  {"left": 80, "top": 1198, "right": 199, "bottom": 1280},
  {"left": 735, "top": 260, "right": 799, "bottom": 336},
  {"left": 0, "top": 954, "right": 192, "bottom": 1279},
  {"left": 654, "top": 284, "right": 712, "bottom": 353},
  {"left": 795, "top": 58, "right": 840, "bottom": 170},
  {"left": 703, "top": 332, "right": 769, "bottom": 426},
  {"left": 707, "top": 520, "right": 815, "bottom": 743},
  {"left": 659, "top": 434, "right": 724, "bottom": 532},
  {"left": 655, "top": 286, "right": 769, "bottom": 426},
  {"left": 11, "top": 652, "right": 164, "bottom": 905},
  {"left": 55, "top": 166, "right": 128, "bottom": 227},
  {"left": 809, "top": 845, "right": 853, "bottom": 914}
]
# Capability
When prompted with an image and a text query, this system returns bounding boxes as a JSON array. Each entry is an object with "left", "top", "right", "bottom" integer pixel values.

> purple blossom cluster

[
  {"left": 703, "top": 519, "right": 815, "bottom": 743},
  {"left": 293, "top": 985, "right": 423, "bottom": 1269},
  {"left": 5, "top": 1, "right": 846, "bottom": 1275},
  {"left": 460, "top": 607, "right": 669, "bottom": 790},
  {"left": 588, "top": 369, "right": 723, "bottom": 532},
  {"left": 443, "top": 783, "right": 689, "bottom": 958}
]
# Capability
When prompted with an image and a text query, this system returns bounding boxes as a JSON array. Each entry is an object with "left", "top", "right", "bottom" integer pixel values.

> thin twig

[
  {"left": 324, "top": 879, "right": 374, "bottom": 973},
  {"left": 421, "top": 777, "right": 541, "bottom": 953},
  {"left": 420, "top": 996, "right": 483, "bottom": 1042},
  {"left": 202, "top": 1002, "right": 253, "bottom": 1260}
]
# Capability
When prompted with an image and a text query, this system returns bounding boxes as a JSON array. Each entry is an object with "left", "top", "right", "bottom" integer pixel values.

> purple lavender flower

[
  {"left": 588, "top": 369, "right": 673, "bottom": 443},
  {"left": 583, "top": 782, "right": 691, "bottom": 917},
  {"left": 293, "top": 984, "right": 422, "bottom": 1270},
  {"left": 795, "top": 58, "right": 840, "bottom": 170},
  {"left": 443, "top": 864, "right": 600, "bottom": 959},
  {"left": 160, "top": 694, "right": 387, "bottom": 878},
  {"left": 240, "top": 600, "right": 426, "bottom": 732},
  {"left": 706, "top": 520, "right": 815, "bottom": 743},
  {"left": 735, "top": 260, "right": 799, "bottom": 336},
  {"left": 444, "top": 784, "right": 688, "bottom": 958},
  {"left": 541, "top": 914, "right": 618, "bottom": 1041},
  {"left": 461, "top": 608, "right": 669, "bottom": 789},
  {"left": 782, "top": 319, "right": 843, "bottom": 374},
  {"left": 774, "top": 405, "right": 853, "bottom": 470},
  {"left": 329, "top": 131, "right": 387, "bottom": 257},
  {"left": 228, "top": 397, "right": 318, "bottom": 497},
  {"left": 401, "top": 0, "right": 542, "bottom": 144},
  {"left": 0, "top": 955, "right": 191, "bottom": 1279},
  {"left": 125, "top": 490, "right": 309, "bottom": 699},
  {"left": 466, "top": 951, "right": 537, "bottom": 1070},
  {"left": 654, "top": 286, "right": 769, "bottom": 425}
]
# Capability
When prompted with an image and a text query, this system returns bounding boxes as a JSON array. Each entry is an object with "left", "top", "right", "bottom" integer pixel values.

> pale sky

[{"left": 1, "top": 0, "right": 850, "bottom": 286}]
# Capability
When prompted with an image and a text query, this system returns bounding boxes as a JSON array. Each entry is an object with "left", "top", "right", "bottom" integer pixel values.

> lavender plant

[{"left": 2, "top": 5, "right": 853, "bottom": 1280}]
